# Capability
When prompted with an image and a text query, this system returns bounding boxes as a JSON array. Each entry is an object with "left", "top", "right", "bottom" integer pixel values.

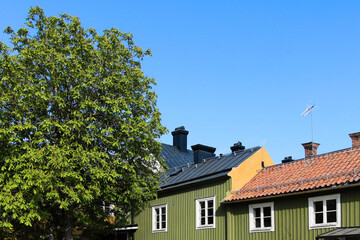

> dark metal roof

[
  {"left": 317, "top": 227, "right": 360, "bottom": 239},
  {"left": 161, "top": 143, "right": 194, "bottom": 169},
  {"left": 160, "top": 172, "right": 229, "bottom": 191},
  {"left": 159, "top": 146, "right": 261, "bottom": 190}
]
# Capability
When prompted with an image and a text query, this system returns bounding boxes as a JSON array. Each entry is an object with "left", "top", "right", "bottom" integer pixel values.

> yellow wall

[{"left": 228, "top": 147, "right": 274, "bottom": 192}]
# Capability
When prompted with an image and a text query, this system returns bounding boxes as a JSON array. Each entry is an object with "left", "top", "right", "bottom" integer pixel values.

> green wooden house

[
  {"left": 134, "top": 126, "right": 274, "bottom": 240},
  {"left": 222, "top": 132, "right": 360, "bottom": 240}
]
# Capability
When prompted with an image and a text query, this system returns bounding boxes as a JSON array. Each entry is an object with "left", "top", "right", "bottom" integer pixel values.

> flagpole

[{"left": 311, "top": 109, "right": 313, "bottom": 143}]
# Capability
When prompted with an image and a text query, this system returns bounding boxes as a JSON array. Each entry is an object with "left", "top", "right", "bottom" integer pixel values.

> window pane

[
  {"left": 327, "top": 199, "right": 336, "bottom": 211},
  {"left": 162, "top": 221, "right": 166, "bottom": 229},
  {"left": 161, "top": 207, "right": 166, "bottom": 214},
  {"left": 315, "top": 212, "right": 323, "bottom": 224},
  {"left": 200, "top": 201, "right": 205, "bottom": 209},
  {"left": 263, "top": 206, "right": 271, "bottom": 217},
  {"left": 162, "top": 213, "right": 166, "bottom": 222},
  {"left": 327, "top": 211, "right": 337, "bottom": 223},
  {"left": 264, "top": 216, "right": 271, "bottom": 227},
  {"left": 314, "top": 201, "right": 323, "bottom": 213},
  {"left": 255, "top": 218, "right": 261, "bottom": 228},
  {"left": 208, "top": 208, "right": 213, "bottom": 217},
  {"left": 201, "top": 217, "right": 206, "bottom": 225},
  {"left": 155, "top": 208, "right": 159, "bottom": 214},
  {"left": 208, "top": 200, "right": 213, "bottom": 208},
  {"left": 156, "top": 222, "right": 160, "bottom": 229},
  {"left": 201, "top": 209, "right": 205, "bottom": 217},
  {"left": 208, "top": 216, "right": 214, "bottom": 224},
  {"left": 254, "top": 208, "right": 261, "bottom": 217}
]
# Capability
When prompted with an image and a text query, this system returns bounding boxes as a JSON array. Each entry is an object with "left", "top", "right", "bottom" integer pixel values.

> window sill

[
  {"left": 250, "top": 228, "right": 274, "bottom": 233},
  {"left": 152, "top": 229, "right": 167, "bottom": 233},
  {"left": 309, "top": 223, "right": 340, "bottom": 230},
  {"left": 196, "top": 225, "right": 215, "bottom": 230}
]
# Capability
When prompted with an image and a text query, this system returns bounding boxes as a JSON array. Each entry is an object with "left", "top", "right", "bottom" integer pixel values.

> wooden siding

[
  {"left": 226, "top": 187, "right": 360, "bottom": 240},
  {"left": 134, "top": 177, "right": 231, "bottom": 240}
]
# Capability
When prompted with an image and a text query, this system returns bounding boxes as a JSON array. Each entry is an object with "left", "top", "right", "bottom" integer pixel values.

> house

[
  {"left": 222, "top": 132, "right": 360, "bottom": 240},
  {"left": 134, "top": 126, "right": 274, "bottom": 240}
]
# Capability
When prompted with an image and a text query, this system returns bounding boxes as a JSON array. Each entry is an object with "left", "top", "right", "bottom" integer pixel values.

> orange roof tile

[{"left": 224, "top": 147, "right": 360, "bottom": 203}]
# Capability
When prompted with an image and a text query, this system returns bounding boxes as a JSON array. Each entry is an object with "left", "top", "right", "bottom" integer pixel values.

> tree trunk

[{"left": 64, "top": 211, "right": 73, "bottom": 240}]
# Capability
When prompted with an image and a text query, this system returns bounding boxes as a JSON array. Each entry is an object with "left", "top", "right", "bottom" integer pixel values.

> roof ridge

[
  {"left": 231, "top": 168, "right": 360, "bottom": 195},
  {"left": 262, "top": 146, "right": 360, "bottom": 171},
  {"left": 166, "top": 146, "right": 261, "bottom": 171}
]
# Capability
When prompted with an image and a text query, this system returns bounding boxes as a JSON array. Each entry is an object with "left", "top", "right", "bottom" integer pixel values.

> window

[
  {"left": 196, "top": 196, "right": 216, "bottom": 229},
  {"left": 308, "top": 194, "right": 341, "bottom": 229},
  {"left": 102, "top": 202, "right": 115, "bottom": 217},
  {"left": 249, "top": 202, "right": 274, "bottom": 232},
  {"left": 152, "top": 204, "right": 167, "bottom": 233}
]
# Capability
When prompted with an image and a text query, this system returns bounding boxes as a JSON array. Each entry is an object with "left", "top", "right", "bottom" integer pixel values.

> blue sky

[{"left": 1, "top": 1, "right": 360, "bottom": 163}]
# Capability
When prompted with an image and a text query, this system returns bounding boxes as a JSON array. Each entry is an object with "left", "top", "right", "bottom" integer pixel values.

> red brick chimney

[
  {"left": 349, "top": 132, "right": 360, "bottom": 148},
  {"left": 302, "top": 142, "right": 320, "bottom": 158}
]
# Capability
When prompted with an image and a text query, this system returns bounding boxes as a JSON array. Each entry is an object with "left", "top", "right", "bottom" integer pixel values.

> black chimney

[
  {"left": 172, "top": 126, "right": 189, "bottom": 152},
  {"left": 191, "top": 144, "right": 216, "bottom": 164},
  {"left": 282, "top": 156, "right": 294, "bottom": 163},
  {"left": 230, "top": 142, "right": 245, "bottom": 153}
]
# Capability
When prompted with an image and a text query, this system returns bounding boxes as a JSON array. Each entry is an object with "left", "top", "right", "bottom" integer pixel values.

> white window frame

[
  {"left": 152, "top": 204, "right": 167, "bottom": 233},
  {"left": 308, "top": 194, "right": 341, "bottom": 230},
  {"left": 196, "top": 196, "right": 216, "bottom": 229},
  {"left": 249, "top": 202, "right": 274, "bottom": 233}
]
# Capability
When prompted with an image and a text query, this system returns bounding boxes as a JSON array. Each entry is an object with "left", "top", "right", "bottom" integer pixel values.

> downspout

[
  {"left": 131, "top": 212, "right": 135, "bottom": 240},
  {"left": 225, "top": 204, "right": 229, "bottom": 240}
]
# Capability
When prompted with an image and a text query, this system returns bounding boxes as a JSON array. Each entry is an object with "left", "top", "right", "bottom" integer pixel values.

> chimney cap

[
  {"left": 191, "top": 144, "right": 216, "bottom": 153},
  {"left": 231, "top": 141, "right": 245, "bottom": 152},
  {"left": 349, "top": 132, "right": 360, "bottom": 138},
  {"left": 171, "top": 126, "right": 189, "bottom": 136},
  {"left": 301, "top": 142, "right": 320, "bottom": 148}
]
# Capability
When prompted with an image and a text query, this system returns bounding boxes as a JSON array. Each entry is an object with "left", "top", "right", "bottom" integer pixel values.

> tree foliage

[{"left": 0, "top": 7, "right": 166, "bottom": 239}]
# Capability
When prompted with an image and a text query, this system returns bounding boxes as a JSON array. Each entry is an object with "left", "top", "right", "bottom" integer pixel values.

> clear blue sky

[{"left": 1, "top": 1, "right": 360, "bottom": 164}]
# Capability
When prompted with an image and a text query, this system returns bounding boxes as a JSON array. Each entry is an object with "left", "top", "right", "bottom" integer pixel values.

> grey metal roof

[
  {"left": 159, "top": 146, "right": 261, "bottom": 190},
  {"left": 317, "top": 227, "right": 360, "bottom": 239},
  {"left": 161, "top": 143, "right": 194, "bottom": 169}
]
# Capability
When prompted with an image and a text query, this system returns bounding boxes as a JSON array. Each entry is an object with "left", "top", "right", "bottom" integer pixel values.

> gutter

[{"left": 114, "top": 225, "right": 138, "bottom": 231}]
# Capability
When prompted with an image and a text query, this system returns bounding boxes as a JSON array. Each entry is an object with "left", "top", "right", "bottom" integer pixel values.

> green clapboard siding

[
  {"left": 135, "top": 177, "right": 231, "bottom": 240},
  {"left": 227, "top": 187, "right": 360, "bottom": 240}
]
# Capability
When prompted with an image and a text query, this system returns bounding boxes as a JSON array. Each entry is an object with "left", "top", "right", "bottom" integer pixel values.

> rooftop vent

[
  {"left": 191, "top": 144, "right": 216, "bottom": 164},
  {"left": 230, "top": 142, "right": 245, "bottom": 153},
  {"left": 169, "top": 168, "right": 182, "bottom": 176},
  {"left": 282, "top": 156, "right": 294, "bottom": 163},
  {"left": 172, "top": 126, "right": 189, "bottom": 153}
]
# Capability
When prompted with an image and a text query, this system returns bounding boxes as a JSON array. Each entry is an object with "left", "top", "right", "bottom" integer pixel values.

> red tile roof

[{"left": 223, "top": 147, "right": 360, "bottom": 203}]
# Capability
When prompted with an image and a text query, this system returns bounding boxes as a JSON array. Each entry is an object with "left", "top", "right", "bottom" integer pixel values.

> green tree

[{"left": 0, "top": 7, "right": 166, "bottom": 240}]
